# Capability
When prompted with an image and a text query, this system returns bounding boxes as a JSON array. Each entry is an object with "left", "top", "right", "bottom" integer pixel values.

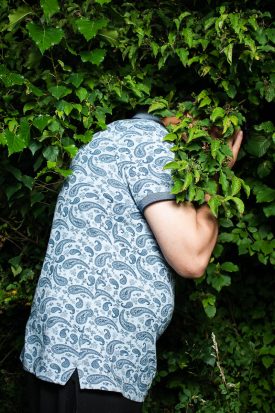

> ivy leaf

[
  {"left": 49, "top": 85, "right": 72, "bottom": 99},
  {"left": 75, "top": 18, "right": 108, "bottom": 41},
  {"left": 26, "top": 22, "right": 64, "bottom": 54},
  {"left": 43, "top": 146, "right": 59, "bottom": 161},
  {"left": 80, "top": 49, "right": 106, "bottom": 65},
  {"left": 64, "top": 145, "right": 78, "bottom": 158},
  {"left": 33, "top": 115, "right": 51, "bottom": 131},
  {"left": 5, "top": 129, "right": 27, "bottom": 156},
  {"left": 40, "top": 0, "right": 60, "bottom": 19}
]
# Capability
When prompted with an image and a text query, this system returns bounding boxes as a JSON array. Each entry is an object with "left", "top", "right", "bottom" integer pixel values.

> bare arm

[
  {"left": 144, "top": 200, "right": 218, "bottom": 278},
  {"left": 144, "top": 129, "right": 244, "bottom": 279}
]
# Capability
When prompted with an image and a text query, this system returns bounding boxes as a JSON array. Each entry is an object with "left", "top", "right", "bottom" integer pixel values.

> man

[{"left": 21, "top": 112, "right": 243, "bottom": 413}]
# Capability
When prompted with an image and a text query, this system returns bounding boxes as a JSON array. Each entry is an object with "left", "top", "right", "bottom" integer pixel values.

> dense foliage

[{"left": 0, "top": 0, "right": 274, "bottom": 411}]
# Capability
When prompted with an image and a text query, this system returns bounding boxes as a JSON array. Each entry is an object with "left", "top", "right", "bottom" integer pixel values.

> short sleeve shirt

[{"left": 21, "top": 118, "right": 177, "bottom": 402}]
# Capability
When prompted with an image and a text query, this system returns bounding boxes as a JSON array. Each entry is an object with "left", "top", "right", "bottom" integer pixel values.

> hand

[{"left": 226, "top": 130, "right": 244, "bottom": 169}]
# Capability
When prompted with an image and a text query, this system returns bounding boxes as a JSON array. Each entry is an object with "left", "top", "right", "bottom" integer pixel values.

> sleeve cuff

[{"left": 137, "top": 192, "right": 177, "bottom": 213}]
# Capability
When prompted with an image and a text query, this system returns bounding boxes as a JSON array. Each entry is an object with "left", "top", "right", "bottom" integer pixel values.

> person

[{"left": 20, "top": 112, "right": 243, "bottom": 413}]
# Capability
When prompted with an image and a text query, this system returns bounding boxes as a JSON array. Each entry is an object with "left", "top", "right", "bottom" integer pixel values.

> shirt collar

[{"left": 132, "top": 112, "right": 163, "bottom": 125}]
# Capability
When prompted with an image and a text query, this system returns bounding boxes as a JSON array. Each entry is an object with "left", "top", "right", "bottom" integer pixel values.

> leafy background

[{"left": 0, "top": 0, "right": 274, "bottom": 412}]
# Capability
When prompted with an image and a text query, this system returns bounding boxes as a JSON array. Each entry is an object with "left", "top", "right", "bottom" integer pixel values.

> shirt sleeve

[{"left": 123, "top": 121, "right": 176, "bottom": 213}]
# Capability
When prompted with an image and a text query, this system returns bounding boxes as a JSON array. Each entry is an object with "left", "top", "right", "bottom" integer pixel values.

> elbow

[{"left": 175, "top": 256, "right": 208, "bottom": 279}]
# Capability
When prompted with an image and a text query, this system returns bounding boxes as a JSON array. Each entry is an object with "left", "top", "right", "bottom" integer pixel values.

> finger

[{"left": 232, "top": 130, "right": 243, "bottom": 158}]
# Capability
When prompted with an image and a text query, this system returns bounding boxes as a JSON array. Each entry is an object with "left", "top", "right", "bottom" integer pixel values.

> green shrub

[{"left": 0, "top": 1, "right": 274, "bottom": 411}]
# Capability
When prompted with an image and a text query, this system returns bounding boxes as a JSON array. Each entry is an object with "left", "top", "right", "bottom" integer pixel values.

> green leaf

[
  {"left": 219, "top": 170, "right": 229, "bottom": 193},
  {"left": 209, "top": 274, "right": 231, "bottom": 292},
  {"left": 163, "top": 133, "right": 177, "bottom": 142},
  {"left": 5, "top": 130, "right": 24, "bottom": 156},
  {"left": 171, "top": 178, "right": 184, "bottom": 194},
  {"left": 208, "top": 196, "right": 221, "bottom": 217},
  {"left": 80, "top": 49, "right": 106, "bottom": 65},
  {"left": 43, "top": 146, "right": 59, "bottom": 161},
  {"left": 224, "top": 43, "right": 233, "bottom": 64},
  {"left": 210, "top": 139, "right": 221, "bottom": 159},
  {"left": 263, "top": 203, "right": 275, "bottom": 217},
  {"left": 5, "top": 183, "right": 22, "bottom": 200},
  {"left": 66, "top": 73, "right": 84, "bottom": 88},
  {"left": 76, "top": 87, "right": 88, "bottom": 102},
  {"left": 241, "top": 179, "right": 251, "bottom": 198},
  {"left": 176, "top": 48, "right": 189, "bottom": 66},
  {"left": 148, "top": 99, "right": 168, "bottom": 112},
  {"left": 33, "top": 115, "right": 50, "bottom": 131},
  {"left": 255, "top": 121, "right": 275, "bottom": 133},
  {"left": 202, "top": 295, "right": 216, "bottom": 318},
  {"left": 23, "top": 102, "right": 35, "bottom": 114},
  {"left": 182, "top": 28, "right": 194, "bottom": 48},
  {"left": 56, "top": 100, "right": 74, "bottom": 116},
  {"left": 221, "top": 80, "right": 237, "bottom": 98},
  {"left": 182, "top": 172, "right": 193, "bottom": 190},
  {"left": 49, "top": 85, "right": 72, "bottom": 99},
  {"left": 257, "top": 161, "right": 272, "bottom": 178},
  {"left": 27, "top": 83, "right": 44, "bottom": 97},
  {"left": 225, "top": 196, "right": 245, "bottom": 214},
  {"left": 231, "top": 175, "right": 242, "bottom": 196},
  {"left": 64, "top": 145, "right": 78, "bottom": 158},
  {"left": 221, "top": 262, "right": 238, "bottom": 272},
  {"left": 262, "top": 356, "right": 273, "bottom": 369},
  {"left": 245, "top": 135, "right": 271, "bottom": 157},
  {"left": 255, "top": 185, "right": 275, "bottom": 203},
  {"left": 0, "top": 64, "right": 24, "bottom": 87},
  {"left": 8, "top": 6, "right": 33, "bottom": 30},
  {"left": 210, "top": 107, "right": 225, "bottom": 122},
  {"left": 26, "top": 22, "right": 64, "bottom": 54},
  {"left": 163, "top": 160, "right": 188, "bottom": 171},
  {"left": 40, "top": 0, "right": 60, "bottom": 19},
  {"left": 75, "top": 18, "right": 108, "bottom": 41},
  {"left": 95, "top": 0, "right": 112, "bottom": 3}
]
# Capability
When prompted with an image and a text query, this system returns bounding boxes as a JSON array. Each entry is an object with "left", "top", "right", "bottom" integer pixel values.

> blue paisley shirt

[{"left": 21, "top": 117, "right": 177, "bottom": 402}]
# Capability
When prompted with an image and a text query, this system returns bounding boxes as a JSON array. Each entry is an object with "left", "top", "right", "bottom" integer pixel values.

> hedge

[{"left": 0, "top": 0, "right": 274, "bottom": 411}]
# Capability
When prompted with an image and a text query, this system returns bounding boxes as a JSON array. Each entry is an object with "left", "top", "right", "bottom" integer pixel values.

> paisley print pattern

[{"left": 21, "top": 119, "right": 177, "bottom": 402}]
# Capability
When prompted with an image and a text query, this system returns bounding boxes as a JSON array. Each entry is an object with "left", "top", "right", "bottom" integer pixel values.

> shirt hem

[{"left": 21, "top": 364, "right": 147, "bottom": 403}]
